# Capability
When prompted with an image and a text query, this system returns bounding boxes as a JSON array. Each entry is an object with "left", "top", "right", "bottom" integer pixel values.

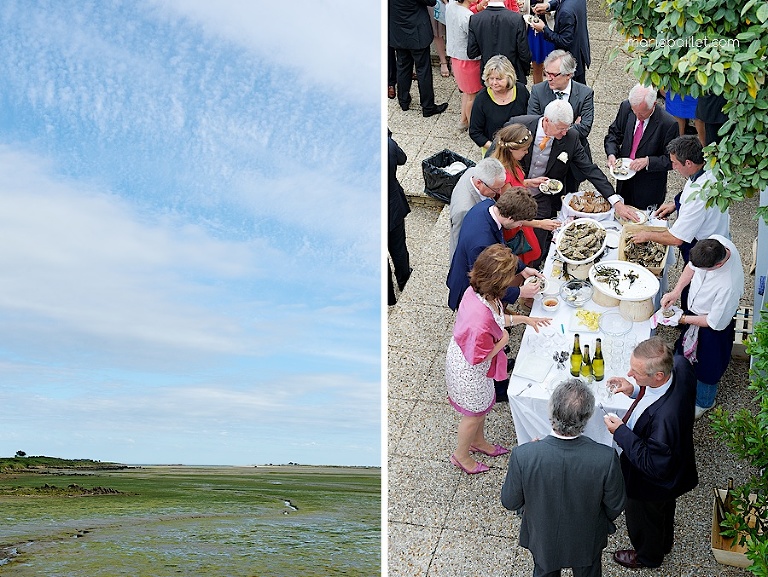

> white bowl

[
  {"left": 555, "top": 218, "right": 608, "bottom": 265},
  {"left": 542, "top": 296, "right": 560, "bottom": 312},
  {"left": 524, "top": 275, "right": 547, "bottom": 293}
]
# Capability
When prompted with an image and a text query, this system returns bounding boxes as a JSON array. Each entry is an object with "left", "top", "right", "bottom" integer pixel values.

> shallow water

[{"left": 0, "top": 467, "right": 380, "bottom": 576}]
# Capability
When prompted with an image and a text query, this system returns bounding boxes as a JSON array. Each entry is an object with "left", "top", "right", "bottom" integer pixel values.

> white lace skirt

[{"left": 445, "top": 337, "right": 495, "bottom": 415}]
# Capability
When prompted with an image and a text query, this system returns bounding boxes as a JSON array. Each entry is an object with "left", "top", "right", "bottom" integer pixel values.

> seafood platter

[
  {"left": 555, "top": 218, "right": 608, "bottom": 265},
  {"left": 609, "top": 157, "right": 636, "bottom": 180},
  {"left": 589, "top": 260, "right": 660, "bottom": 320},
  {"left": 561, "top": 190, "right": 614, "bottom": 221},
  {"left": 619, "top": 224, "right": 670, "bottom": 276}
]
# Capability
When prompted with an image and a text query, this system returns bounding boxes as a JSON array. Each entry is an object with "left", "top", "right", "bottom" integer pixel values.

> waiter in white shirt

[
  {"left": 660, "top": 235, "right": 744, "bottom": 419},
  {"left": 631, "top": 135, "right": 730, "bottom": 265}
]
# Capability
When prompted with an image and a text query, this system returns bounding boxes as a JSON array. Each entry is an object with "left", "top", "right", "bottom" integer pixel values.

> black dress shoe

[
  {"left": 422, "top": 103, "right": 448, "bottom": 117},
  {"left": 399, "top": 96, "right": 411, "bottom": 111},
  {"left": 388, "top": 85, "right": 396, "bottom": 99},
  {"left": 612, "top": 550, "right": 646, "bottom": 569},
  {"left": 397, "top": 267, "right": 413, "bottom": 291}
]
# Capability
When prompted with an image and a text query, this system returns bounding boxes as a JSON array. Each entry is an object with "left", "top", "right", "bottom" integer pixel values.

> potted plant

[{"left": 709, "top": 309, "right": 768, "bottom": 575}]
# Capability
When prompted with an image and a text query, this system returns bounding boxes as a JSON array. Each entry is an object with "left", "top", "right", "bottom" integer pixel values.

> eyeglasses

[
  {"left": 544, "top": 70, "right": 566, "bottom": 78},
  {"left": 481, "top": 180, "right": 503, "bottom": 195}
]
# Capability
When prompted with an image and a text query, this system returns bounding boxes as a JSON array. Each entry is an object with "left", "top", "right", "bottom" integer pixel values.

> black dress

[{"left": 469, "top": 82, "right": 530, "bottom": 149}]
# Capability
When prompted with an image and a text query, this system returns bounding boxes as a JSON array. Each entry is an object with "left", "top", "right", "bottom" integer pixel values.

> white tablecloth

[{"left": 508, "top": 217, "right": 667, "bottom": 447}]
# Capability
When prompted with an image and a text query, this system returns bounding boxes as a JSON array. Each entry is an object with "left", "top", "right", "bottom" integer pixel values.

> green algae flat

[{"left": 0, "top": 466, "right": 380, "bottom": 576}]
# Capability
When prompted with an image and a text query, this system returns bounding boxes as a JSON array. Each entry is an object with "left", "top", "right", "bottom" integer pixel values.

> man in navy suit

[
  {"left": 603, "top": 337, "right": 698, "bottom": 569},
  {"left": 604, "top": 84, "right": 679, "bottom": 209},
  {"left": 446, "top": 187, "right": 541, "bottom": 311},
  {"left": 527, "top": 50, "right": 594, "bottom": 192},
  {"left": 531, "top": 0, "right": 591, "bottom": 84}
]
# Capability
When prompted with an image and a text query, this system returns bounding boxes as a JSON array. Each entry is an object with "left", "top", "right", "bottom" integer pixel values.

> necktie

[
  {"left": 539, "top": 136, "right": 550, "bottom": 151},
  {"left": 622, "top": 386, "right": 646, "bottom": 424},
  {"left": 629, "top": 119, "right": 644, "bottom": 159},
  {"left": 555, "top": 91, "right": 566, "bottom": 100}
]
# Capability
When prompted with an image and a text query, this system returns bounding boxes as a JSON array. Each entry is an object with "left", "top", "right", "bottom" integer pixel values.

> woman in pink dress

[{"left": 446, "top": 244, "right": 551, "bottom": 474}]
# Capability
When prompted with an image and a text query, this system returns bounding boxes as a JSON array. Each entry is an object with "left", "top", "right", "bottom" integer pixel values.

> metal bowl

[{"left": 559, "top": 279, "right": 593, "bottom": 308}]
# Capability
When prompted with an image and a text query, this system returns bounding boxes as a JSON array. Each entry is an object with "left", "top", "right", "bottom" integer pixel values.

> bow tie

[{"left": 554, "top": 91, "right": 566, "bottom": 100}]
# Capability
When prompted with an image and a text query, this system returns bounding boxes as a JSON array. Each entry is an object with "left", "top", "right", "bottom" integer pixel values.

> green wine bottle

[
  {"left": 593, "top": 338, "right": 605, "bottom": 381},
  {"left": 570, "top": 334, "right": 582, "bottom": 376},
  {"left": 580, "top": 344, "right": 592, "bottom": 381}
]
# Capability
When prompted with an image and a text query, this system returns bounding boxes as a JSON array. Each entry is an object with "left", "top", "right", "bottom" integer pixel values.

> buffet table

[{"left": 508, "top": 213, "right": 671, "bottom": 448}]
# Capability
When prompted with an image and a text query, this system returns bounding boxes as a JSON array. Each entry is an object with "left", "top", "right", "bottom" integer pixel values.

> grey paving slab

[{"left": 387, "top": 523, "right": 442, "bottom": 577}]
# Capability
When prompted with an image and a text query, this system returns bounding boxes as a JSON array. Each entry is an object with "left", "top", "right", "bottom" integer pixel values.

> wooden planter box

[{"left": 711, "top": 488, "right": 757, "bottom": 568}]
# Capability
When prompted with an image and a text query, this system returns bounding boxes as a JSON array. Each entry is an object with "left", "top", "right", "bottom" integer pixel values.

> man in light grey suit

[
  {"left": 502, "top": 379, "right": 626, "bottom": 577},
  {"left": 527, "top": 50, "right": 595, "bottom": 192},
  {"left": 448, "top": 157, "right": 506, "bottom": 261}
]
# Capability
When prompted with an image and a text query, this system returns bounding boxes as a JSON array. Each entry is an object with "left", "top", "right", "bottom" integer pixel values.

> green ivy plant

[
  {"left": 605, "top": 0, "right": 768, "bottom": 221},
  {"left": 709, "top": 309, "right": 768, "bottom": 576}
]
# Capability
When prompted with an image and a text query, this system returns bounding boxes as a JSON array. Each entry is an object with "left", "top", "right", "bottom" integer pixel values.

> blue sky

[{"left": 0, "top": 1, "right": 381, "bottom": 466}]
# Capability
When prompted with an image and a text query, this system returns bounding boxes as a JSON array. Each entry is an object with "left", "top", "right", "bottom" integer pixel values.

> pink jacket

[{"left": 453, "top": 286, "right": 508, "bottom": 380}]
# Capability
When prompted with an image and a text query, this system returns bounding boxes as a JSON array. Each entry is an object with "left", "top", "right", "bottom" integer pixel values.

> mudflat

[{"left": 0, "top": 465, "right": 381, "bottom": 576}]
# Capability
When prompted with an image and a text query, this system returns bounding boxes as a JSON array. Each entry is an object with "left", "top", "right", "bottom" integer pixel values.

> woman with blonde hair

[
  {"left": 446, "top": 244, "right": 551, "bottom": 474},
  {"left": 469, "top": 55, "right": 529, "bottom": 155},
  {"left": 491, "top": 124, "right": 561, "bottom": 265}
]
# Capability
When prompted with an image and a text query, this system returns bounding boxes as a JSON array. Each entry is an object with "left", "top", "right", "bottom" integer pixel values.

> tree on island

[{"left": 15, "top": 450, "right": 26, "bottom": 457}]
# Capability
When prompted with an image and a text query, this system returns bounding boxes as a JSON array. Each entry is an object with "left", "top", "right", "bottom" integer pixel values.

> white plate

[
  {"left": 610, "top": 158, "right": 636, "bottom": 180},
  {"left": 615, "top": 207, "right": 647, "bottom": 225},
  {"left": 589, "top": 260, "right": 660, "bottom": 301},
  {"left": 539, "top": 179, "right": 564, "bottom": 195},
  {"left": 522, "top": 13, "right": 542, "bottom": 27},
  {"left": 605, "top": 229, "right": 620, "bottom": 249}
]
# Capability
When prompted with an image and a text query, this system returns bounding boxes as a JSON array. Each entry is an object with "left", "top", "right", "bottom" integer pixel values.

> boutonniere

[{"left": 557, "top": 151, "right": 568, "bottom": 163}]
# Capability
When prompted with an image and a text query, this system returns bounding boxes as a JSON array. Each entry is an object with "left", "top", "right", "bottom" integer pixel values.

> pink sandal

[
  {"left": 469, "top": 444, "right": 510, "bottom": 457},
  {"left": 450, "top": 454, "right": 490, "bottom": 474}
]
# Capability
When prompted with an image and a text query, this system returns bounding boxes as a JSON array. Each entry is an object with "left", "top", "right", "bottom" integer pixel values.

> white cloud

[{"left": 146, "top": 0, "right": 381, "bottom": 105}]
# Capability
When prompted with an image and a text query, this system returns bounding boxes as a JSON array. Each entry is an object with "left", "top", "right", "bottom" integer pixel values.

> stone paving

[{"left": 387, "top": 7, "right": 759, "bottom": 577}]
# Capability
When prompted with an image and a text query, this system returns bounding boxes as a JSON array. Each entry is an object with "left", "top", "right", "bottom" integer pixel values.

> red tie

[
  {"left": 622, "top": 386, "right": 646, "bottom": 424},
  {"left": 629, "top": 120, "right": 644, "bottom": 159}
]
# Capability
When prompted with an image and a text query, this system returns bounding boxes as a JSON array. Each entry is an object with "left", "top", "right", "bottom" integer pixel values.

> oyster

[
  {"left": 613, "top": 159, "right": 629, "bottom": 176},
  {"left": 624, "top": 237, "right": 666, "bottom": 268},
  {"left": 557, "top": 221, "right": 606, "bottom": 261}
]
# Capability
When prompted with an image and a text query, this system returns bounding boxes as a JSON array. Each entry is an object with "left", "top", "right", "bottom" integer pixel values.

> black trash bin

[{"left": 421, "top": 149, "right": 475, "bottom": 204}]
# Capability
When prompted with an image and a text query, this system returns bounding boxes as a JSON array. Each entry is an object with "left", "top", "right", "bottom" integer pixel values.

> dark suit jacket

[
  {"left": 527, "top": 80, "right": 594, "bottom": 157},
  {"left": 542, "top": 0, "right": 591, "bottom": 78},
  {"left": 613, "top": 355, "right": 698, "bottom": 502},
  {"left": 501, "top": 435, "right": 626, "bottom": 573},
  {"left": 502, "top": 114, "right": 615, "bottom": 199},
  {"left": 388, "top": 0, "right": 436, "bottom": 50},
  {"left": 467, "top": 6, "right": 531, "bottom": 82},
  {"left": 604, "top": 100, "right": 678, "bottom": 207},
  {"left": 388, "top": 135, "right": 410, "bottom": 231},
  {"left": 446, "top": 198, "right": 524, "bottom": 310}
]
